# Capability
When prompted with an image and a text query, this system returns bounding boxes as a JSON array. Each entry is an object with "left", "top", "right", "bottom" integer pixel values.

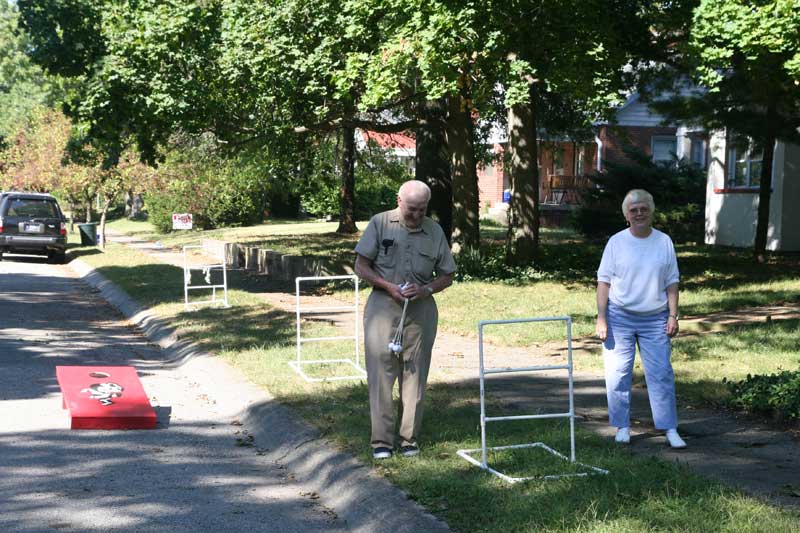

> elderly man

[{"left": 354, "top": 180, "right": 456, "bottom": 459}]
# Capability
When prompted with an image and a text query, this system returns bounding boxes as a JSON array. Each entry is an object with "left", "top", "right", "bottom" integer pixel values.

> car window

[{"left": 5, "top": 198, "right": 59, "bottom": 218}]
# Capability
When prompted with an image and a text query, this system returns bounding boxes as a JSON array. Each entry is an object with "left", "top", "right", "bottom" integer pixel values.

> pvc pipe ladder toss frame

[
  {"left": 289, "top": 275, "right": 367, "bottom": 383},
  {"left": 182, "top": 245, "right": 230, "bottom": 311},
  {"left": 456, "top": 316, "right": 609, "bottom": 483}
]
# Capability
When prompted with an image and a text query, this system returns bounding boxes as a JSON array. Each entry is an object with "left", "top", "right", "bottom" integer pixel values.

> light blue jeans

[{"left": 603, "top": 303, "right": 678, "bottom": 430}]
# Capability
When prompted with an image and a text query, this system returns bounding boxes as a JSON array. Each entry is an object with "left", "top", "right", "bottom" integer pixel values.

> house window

[
  {"left": 727, "top": 136, "right": 762, "bottom": 188},
  {"left": 690, "top": 137, "right": 707, "bottom": 168},
  {"left": 651, "top": 136, "right": 677, "bottom": 164}
]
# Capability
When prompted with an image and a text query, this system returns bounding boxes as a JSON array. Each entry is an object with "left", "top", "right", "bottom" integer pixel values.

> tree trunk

[
  {"left": 336, "top": 125, "right": 358, "bottom": 233},
  {"left": 124, "top": 189, "right": 133, "bottom": 217},
  {"left": 99, "top": 198, "right": 111, "bottom": 250},
  {"left": 753, "top": 130, "right": 776, "bottom": 261},
  {"left": 126, "top": 190, "right": 144, "bottom": 219},
  {"left": 68, "top": 200, "right": 75, "bottom": 233},
  {"left": 416, "top": 98, "right": 453, "bottom": 243},
  {"left": 445, "top": 94, "right": 479, "bottom": 254},
  {"left": 84, "top": 198, "right": 92, "bottom": 223},
  {"left": 505, "top": 88, "right": 540, "bottom": 265}
]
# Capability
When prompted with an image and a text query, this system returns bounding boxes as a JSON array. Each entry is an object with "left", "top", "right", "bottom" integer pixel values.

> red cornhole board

[{"left": 56, "top": 366, "right": 157, "bottom": 430}]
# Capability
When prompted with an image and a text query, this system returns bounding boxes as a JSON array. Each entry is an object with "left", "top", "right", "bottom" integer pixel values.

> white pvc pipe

[
  {"left": 464, "top": 315, "right": 608, "bottom": 482},
  {"left": 293, "top": 275, "right": 364, "bottom": 383}
]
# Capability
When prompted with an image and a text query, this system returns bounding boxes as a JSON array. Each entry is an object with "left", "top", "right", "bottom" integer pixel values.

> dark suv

[{"left": 0, "top": 192, "right": 67, "bottom": 263}]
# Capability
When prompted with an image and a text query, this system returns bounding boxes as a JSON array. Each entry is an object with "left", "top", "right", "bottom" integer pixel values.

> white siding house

[{"left": 705, "top": 132, "right": 800, "bottom": 251}]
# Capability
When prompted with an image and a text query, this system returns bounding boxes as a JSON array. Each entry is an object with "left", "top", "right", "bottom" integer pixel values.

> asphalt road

[{"left": 0, "top": 254, "right": 348, "bottom": 532}]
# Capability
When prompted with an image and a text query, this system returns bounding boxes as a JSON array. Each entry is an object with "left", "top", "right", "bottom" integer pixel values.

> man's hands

[
  {"left": 394, "top": 282, "right": 428, "bottom": 303},
  {"left": 356, "top": 253, "right": 452, "bottom": 305}
]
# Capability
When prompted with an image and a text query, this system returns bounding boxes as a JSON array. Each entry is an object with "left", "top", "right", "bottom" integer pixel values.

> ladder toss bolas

[{"left": 388, "top": 283, "right": 411, "bottom": 354}]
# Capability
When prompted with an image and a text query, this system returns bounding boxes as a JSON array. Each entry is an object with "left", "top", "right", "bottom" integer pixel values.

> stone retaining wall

[{"left": 202, "top": 239, "right": 353, "bottom": 281}]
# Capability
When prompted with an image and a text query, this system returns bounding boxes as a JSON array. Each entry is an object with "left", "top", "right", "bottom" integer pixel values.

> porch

[{"left": 540, "top": 175, "right": 594, "bottom": 206}]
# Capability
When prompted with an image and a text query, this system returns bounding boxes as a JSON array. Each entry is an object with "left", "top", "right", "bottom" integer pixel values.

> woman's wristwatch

[{"left": 669, "top": 314, "right": 679, "bottom": 320}]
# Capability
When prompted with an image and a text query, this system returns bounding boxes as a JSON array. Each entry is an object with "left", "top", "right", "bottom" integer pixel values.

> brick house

[
  {"left": 596, "top": 95, "right": 800, "bottom": 251},
  {"left": 476, "top": 130, "right": 597, "bottom": 213},
  {"left": 478, "top": 93, "right": 710, "bottom": 217},
  {"left": 360, "top": 92, "right": 729, "bottom": 232}
]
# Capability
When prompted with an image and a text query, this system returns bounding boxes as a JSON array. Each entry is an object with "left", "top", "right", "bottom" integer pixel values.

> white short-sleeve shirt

[{"left": 597, "top": 228, "right": 679, "bottom": 315}]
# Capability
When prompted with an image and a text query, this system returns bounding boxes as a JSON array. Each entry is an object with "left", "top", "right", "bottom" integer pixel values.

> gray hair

[
  {"left": 622, "top": 189, "right": 655, "bottom": 215},
  {"left": 398, "top": 180, "right": 431, "bottom": 202}
]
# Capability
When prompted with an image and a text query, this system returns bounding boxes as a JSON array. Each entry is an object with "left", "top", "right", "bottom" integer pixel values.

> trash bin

[{"left": 77, "top": 222, "right": 98, "bottom": 246}]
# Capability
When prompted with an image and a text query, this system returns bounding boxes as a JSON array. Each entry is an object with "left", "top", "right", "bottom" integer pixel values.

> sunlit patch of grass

[
  {"left": 435, "top": 280, "right": 597, "bottom": 346},
  {"left": 105, "top": 217, "right": 367, "bottom": 251}
]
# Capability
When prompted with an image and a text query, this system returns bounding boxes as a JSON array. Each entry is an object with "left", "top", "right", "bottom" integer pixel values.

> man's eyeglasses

[{"left": 628, "top": 206, "right": 651, "bottom": 214}]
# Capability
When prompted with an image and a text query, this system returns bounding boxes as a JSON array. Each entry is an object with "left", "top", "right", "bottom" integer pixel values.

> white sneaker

[
  {"left": 666, "top": 428, "right": 687, "bottom": 449},
  {"left": 615, "top": 427, "right": 630, "bottom": 444}
]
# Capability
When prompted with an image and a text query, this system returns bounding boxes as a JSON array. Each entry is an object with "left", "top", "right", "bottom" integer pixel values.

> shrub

[
  {"left": 573, "top": 148, "right": 707, "bottom": 243},
  {"left": 726, "top": 370, "right": 800, "bottom": 421},
  {"left": 145, "top": 135, "right": 267, "bottom": 233},
  {"left": 298, "top": 137, "right": 409, "bottom": 220},
  {"left": 454, "top": 243, "right": 549, "bottom": 284}
]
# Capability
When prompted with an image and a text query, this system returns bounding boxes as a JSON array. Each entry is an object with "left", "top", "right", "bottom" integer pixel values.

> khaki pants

[{"left": 364, "top": 290, "right": 438, "bottom": 449}]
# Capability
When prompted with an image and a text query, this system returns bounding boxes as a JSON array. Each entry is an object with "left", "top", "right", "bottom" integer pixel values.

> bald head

[
  {"left": 398, "top": 180, "right": 431, "bottom": 203},
  {"left": 397, "top": 180, "right": 430, "bottom": 228}
]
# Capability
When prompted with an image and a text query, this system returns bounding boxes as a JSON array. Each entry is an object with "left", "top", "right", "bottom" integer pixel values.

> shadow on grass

[
  {"left": 674, "top": 319, "right": 800, "bottom": 361},
  {"left": 175, "top": 304, "right": 296, "bottom": 355},
  {"left": 679, "top": 245, "right": 800, "bottom": 292},
  {"left": 279, "top": 377, "right": 795, "bottom": 532},
  {"left": 464, "top": 237, "right": 800, "bottom": 297},
  {"left": 83, "top": 263, "right": 298, "bottom": 352},
  {"left": 93, "top": 263, "right": 186, "bottom": 307},
  {"left": 681, "top": 289, "right": 800, "bottom": 317}
]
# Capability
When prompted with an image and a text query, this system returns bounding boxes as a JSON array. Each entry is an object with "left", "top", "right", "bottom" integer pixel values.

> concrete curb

[{"left": 66, "top": 255, "right": 449, "bottom": 532}]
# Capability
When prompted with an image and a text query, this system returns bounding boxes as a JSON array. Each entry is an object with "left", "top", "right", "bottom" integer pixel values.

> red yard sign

[{"left": 56, "top": 366, "right": 157, "bottom": 430}]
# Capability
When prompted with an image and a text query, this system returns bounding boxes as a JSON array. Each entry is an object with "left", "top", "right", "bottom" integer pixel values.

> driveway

[{"left": 0, "top": 254, "right": 445, "bottom": 532}]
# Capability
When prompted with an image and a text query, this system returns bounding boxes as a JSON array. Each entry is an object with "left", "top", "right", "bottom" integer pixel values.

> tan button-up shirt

[{"left": 354, "top": 208, "right": 456, "bottom": 286}]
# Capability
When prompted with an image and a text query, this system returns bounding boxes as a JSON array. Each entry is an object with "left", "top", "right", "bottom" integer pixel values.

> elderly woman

[{"left": 595, "top": 189, "right": 686, "bottom": 449}]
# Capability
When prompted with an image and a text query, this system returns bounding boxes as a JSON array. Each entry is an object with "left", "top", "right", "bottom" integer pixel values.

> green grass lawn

[
  {"left": 105, "top": 217, "right": 366, "bottom": 251},
  {"left": 68, "top": 234, "right": 800, "bottom": 532},
  {"left": 93, "top": 219, "right": 800, "bottom": 399}
]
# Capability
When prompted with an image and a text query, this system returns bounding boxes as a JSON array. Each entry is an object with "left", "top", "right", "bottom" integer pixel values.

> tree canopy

[
  {"left": 12, "top": 0, "right": 798, "bottom": 256},
  {"left": 652, "top": 0, "right": 800, "bottom": 258},
  {"left": 0, "top": 1, "right": 58, "bottom": 143}
]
